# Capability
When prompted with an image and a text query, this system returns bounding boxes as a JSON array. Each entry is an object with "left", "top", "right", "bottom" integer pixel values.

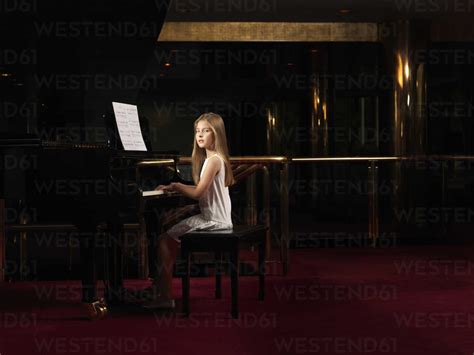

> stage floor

[{"left": 1, "top": 246, "right": 474, "bottom": 355}]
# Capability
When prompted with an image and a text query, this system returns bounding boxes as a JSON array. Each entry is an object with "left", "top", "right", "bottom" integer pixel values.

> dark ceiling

[{"left": 165, "top": 0, "right": 474, "bottom": 22}]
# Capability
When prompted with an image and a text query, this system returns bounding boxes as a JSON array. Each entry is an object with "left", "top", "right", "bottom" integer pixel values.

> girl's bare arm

[{"left": 159, "top": 157, "right": 220, "bottom": 200}]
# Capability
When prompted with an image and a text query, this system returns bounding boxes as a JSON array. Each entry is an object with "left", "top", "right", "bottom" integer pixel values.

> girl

[{"left": 143, "top": 112, "right": 234, "bottom": 309}]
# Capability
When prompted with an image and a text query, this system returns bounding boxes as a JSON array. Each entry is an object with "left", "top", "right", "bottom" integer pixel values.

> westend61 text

[
  {"left": 394, "top": 207, "right": 474, "bottom": 224},
  {"left": 5, "top": 207, "right": 37, "bottom": 223},
  {"left": 394, "top": 0, "right": 474, "bottom": 13},
  {"left": 280, "top": 179, "right": 396, "bottom": 196},
  {"left": 152, "top": 100, "right": 273, "bottom": 118},
  {"left": 33, "top": 179, "right": 137, "bottom": 196},
  {"left": 1, "top": 102, "right": 38, "bottom": 119},
  {"left": 154, "top": 48, "right": 277, "bottom": 65},
  {"left": 273, "top": 73, "right": 396, "bottom": 90},
  {"left": 273, "top": 126, "right": 392, "bottom": 144},
  {"left": 33, "top": 74, "right": 162, "bottom": 90},
  {"left": 34, "top": 337, "right": 159, "bottom": 353},
  {"left": 292, "top": 232, "right": 397, "bottom": 248},
  {"left": 0, "top": 49, "right": 37, "bottom": 65},
  {"left": 0, "top": 0, "right": 36, "bottom": 12},
  {"left": 154, "top": 312, "right": 277, "bottom": 328},
  {"left": 274, "top": 337, "right": 397, "bottom": 353},
  {"left": 273, "top": 284, "right": 398, "bottom": 302},
  {"left": 159, "top": 0, "right": 277, "bottom": 13},
  {"left": 2, "top": 155, "right": 38, "bottom": 171},
  {"left": 394, "top": 259, "right": 474, "bottom": 276},
  {"left": 1, "top": 312, "right": 37, "bottom": 328},
  {"left": 394, "top": 312, "right": 474, "bottom": 328},
  {"left": 34, "top": 21, "right": 160, "bottom": 38},
  {"left": 5, "top": 259, "right": 37, "bottom": 277}
]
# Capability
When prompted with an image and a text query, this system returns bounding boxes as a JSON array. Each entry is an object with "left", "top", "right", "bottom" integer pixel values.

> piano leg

[
  {"left": 78, "top": 226, "right": 107, "bottom": 320},
  {"left": 104, "top": 221, "right": 124, "bottom": 304},
  {"left": 79, "top": 227, "right": 98, "bottom": 303},
  {"left": 78, "top": 219, "right": 126, "bottom": 307}
]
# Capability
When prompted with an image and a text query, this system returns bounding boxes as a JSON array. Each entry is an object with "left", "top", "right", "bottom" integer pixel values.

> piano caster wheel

[{"left": 83, "top": 298, "right": 108, "bottom": 320}]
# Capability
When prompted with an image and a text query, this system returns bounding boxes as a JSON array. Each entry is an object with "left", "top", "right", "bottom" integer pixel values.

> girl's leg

[{"left": 154, "top": 232, "right": 179, "bottom": 300}]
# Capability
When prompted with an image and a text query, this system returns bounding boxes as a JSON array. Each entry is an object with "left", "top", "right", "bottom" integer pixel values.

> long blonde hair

[{"left": 191, "top": 112, "right": 235, "bottom": 187}]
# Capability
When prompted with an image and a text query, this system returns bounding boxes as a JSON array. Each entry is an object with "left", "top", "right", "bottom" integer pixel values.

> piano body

[
  {"left": 1, "top": 112, "right": 194, "bottom": 310},
  {"left": 0, "top": 0, "right": 191, "bottom": 317}
]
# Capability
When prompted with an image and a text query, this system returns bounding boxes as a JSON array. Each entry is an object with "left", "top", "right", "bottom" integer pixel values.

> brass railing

[
  {"left": 291, "top": 157, "right": 400, "bottom": 246},
  {"left": 291, "top": 155, "right": 474, "bottom": 246},
  {"left": 3, "top": 155, "right": 473, "bottom": 281}
]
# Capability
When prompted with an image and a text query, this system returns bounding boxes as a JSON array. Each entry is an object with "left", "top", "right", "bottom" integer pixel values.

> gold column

[
  {"left": 308, "top": 49, "right": 329, "bottom": 214},
  {"left": 381, "top": 20, "right": 430, "bottom": 156},
  {"left": 414, "top": 62, "right": 427, "bottom": 154},
  {"left": 381, "top": 20, "right": 430, "bottom": 235},
  {"left": 280, "top": 162, "right": 289, "bottom": 275},
  {"left": 19, "top": 213, "right": 28, "bottom": 280},
  {"left": 368, "top": 161, "right": 379, "bottom": 245},
  {"left": 393, "top": 21, "right": 413, "bottom": 155},
  {"left": 266, "top": 104, "right": 278, "bottom": 155},
  {"left": 262, "top": 166, "right": 271, "bottom": 260},
  {"left": 310, "top": 50, "right": 329, "bottom": 157}
]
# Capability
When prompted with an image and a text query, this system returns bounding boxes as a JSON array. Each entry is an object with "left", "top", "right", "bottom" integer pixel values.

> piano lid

[{"left": 3, "top": 0, "right": 170, "bottom": 140}]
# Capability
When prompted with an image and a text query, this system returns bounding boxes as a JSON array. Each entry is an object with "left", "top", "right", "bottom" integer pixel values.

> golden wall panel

[{"left": 158, "top": 22, "right": 378, "bottom": 42}]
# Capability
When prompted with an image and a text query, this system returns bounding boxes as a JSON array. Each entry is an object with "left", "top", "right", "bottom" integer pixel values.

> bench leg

[
  {"left": 215, "top": 252, "right": 222, "bottom": 299},
  {"left": 258, "top": 240, "right": 265, "bottom": 301},
  {"left": 181, "top": 248, "right": 190, "bottom": 317},
  {"left": 230, "top": 248, "right": 239, "bottom": 319}
]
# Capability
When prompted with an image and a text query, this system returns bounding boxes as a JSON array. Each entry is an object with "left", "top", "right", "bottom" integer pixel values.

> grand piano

[
  {"left": 1, "top": 119, "right": 193, "bottom": 319},
  {"left": 0, "top": 0, "right": 192, "bottom": 318}
]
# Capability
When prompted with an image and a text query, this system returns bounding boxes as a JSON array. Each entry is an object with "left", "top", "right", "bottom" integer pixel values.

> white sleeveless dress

[{"left": 165, "top": 154, "right": 233, "bottom": 242}]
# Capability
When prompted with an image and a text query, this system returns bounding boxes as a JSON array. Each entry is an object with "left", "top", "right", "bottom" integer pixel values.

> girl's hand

[
  {"left": 163, "top": 183, "right": 174, "bottom": 191},
  {"left": 155, "top": 183, "right": 177, "bottom": 192},
  {"left": 167, "top": 182, "right": 178, "bottom": 191}
]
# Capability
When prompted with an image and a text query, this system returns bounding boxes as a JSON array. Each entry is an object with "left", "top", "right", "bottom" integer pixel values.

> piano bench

[{"left": 179, "top": 225, "right": 267, "bottom": 319}]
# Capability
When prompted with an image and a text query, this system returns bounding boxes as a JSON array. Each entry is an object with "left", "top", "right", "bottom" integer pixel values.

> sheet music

[{"left": 112, "top": 102, "right": 147, "bottom": 151}]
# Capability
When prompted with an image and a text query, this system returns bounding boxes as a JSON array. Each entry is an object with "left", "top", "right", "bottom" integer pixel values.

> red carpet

[{"left": 1, "top": 246, "right": 474, "bottom": 355}]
